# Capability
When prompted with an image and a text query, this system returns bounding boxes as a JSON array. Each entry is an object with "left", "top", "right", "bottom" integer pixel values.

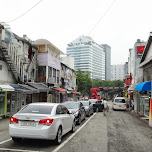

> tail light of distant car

[
  {"left": 114, "top": 104, "right": 117, "bottom": 105},
  {"left": 39, "top": 119, "right": 54, "bottom": 126},
  {"left": 10, "top": 117, "right": 18, "bottom": 124}
]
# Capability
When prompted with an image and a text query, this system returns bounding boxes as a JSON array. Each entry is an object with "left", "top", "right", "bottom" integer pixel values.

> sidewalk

[
  {"left": 0, "top": 117, "right": 10, "bottom": 131},
  {"left": 128, "top": 110, "right": 149, "bottom": 124}
]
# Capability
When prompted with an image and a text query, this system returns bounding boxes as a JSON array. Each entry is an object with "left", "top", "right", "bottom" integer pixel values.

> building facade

[
  {"left": 67, "top": 36, "right": 105, "bottom": 80},
  {"left": 102, "top": 44, "right": 111, "bottom": 81},
  {"left": 111, "top": 64, "right": 125, "bottom": 81}
]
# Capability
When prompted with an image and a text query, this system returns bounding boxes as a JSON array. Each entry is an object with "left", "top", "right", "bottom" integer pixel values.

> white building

[
  {"left": 66, "top": 36, "right": 105, "bottom": 80},
  {"left": 111, "top": 64, "right": 125, "bottom": 81}
]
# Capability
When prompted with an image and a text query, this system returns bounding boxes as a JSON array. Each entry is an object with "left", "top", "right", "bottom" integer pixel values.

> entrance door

[{"left": 0, "top": 93, "right": 5, "bottom": 116}]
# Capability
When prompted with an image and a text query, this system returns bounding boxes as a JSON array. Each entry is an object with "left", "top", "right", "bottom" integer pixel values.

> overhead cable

[
  {"left": 6, "top": 0, "right": 44, "bottom": 23},
  {"left": 88, "top": 0, "right": 117, "bottom": 35}
]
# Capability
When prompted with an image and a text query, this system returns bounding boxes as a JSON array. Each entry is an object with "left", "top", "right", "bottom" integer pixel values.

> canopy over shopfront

[
  {"left": 19, "top": 84, "right": 39, "bottom": 93},
  {"left": 27, "top": 82, "right": 51, "bottom": 92},
  {"left": 10, "top": 84, "right": 33, "bottom": 94},
  {"left": 0, "top": 85, "right": 14, "bottom": 91},
  {"left": 54, "top": 88, "right": 67, "bottom": 93},
  {"left": 135, "top": 81, "right": 151, "bottom": 91}
]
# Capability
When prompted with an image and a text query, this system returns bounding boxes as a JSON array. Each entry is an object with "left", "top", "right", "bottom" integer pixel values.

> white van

[{"left": 112, "top": 97, "right": 126, "bottom": 111}]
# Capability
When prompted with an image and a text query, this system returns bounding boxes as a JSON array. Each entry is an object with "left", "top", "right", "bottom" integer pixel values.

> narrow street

[{"left": 0, "top": 101, "right": 152, "bottom": 152}]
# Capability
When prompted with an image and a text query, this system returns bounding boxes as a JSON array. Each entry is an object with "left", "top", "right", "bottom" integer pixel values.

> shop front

[
  {"left": 0, "top": 85, "right": 14, "bottom": 117},
  {"left": 135, "top": 81, "right": 151, "bottom": 117}
]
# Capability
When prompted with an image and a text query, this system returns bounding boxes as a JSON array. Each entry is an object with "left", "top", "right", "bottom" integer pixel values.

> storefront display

[{"left": 0, "top": 92, "right": 6, "bottom": 116}]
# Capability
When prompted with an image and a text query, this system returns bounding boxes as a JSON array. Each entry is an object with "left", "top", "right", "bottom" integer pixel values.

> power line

[
  {"left": 6, "top": 0, "right": 44, "bottom": 23},
  {"left": 88, "top": 0, "right": 117, "bottom": 35}
]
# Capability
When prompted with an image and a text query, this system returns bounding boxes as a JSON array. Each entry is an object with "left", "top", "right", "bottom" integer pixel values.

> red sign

[{"left": 137, "top": 46, "right": 145, "bottom": 54}]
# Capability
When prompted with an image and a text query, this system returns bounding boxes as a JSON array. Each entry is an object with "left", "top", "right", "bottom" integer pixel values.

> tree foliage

[{"left": 75, "top": 70, "right": 124, "bottom": 95}]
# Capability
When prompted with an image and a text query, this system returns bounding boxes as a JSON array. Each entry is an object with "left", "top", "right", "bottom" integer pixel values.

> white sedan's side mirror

[{"left": 68, "top": 110, "right": 73, "bottom": 114}]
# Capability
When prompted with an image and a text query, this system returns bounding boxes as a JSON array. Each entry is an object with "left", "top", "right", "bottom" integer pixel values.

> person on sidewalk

[{"left": 102, "top": 97, "right": 108, "bottom": 116}]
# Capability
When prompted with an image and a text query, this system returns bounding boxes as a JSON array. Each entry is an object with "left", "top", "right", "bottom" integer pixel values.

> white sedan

[{"left": 9, "top": 103, "right": 76, "bottom": 144}]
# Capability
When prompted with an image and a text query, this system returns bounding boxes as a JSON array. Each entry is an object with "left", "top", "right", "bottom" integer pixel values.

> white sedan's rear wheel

[
  {"left": 55, "top": 127, "right": 62, "bottom": 145},
  {"left": 12, "top": 137, "right": 22, "bottom": 142}
]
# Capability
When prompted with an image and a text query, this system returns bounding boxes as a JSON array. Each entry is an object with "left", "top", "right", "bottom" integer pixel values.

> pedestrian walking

[{"left": 102, "top": 97, "right": 108, "bottom": 116}]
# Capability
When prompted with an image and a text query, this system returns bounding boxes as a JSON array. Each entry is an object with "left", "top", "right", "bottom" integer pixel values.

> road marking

[
  {"left": 0, "top": 148, "right": 44, "bottom": 152},
  {"left": 52, "top": 113, "right": 96, "bottom": 152},
  {"left": 0, "top": 138, "right": 12, "bottom": 145}
]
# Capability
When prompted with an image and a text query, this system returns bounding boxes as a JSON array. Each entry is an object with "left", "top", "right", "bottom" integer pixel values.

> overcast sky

[{"left": 1, "top": 0, "right": 152, "bottom": 65}]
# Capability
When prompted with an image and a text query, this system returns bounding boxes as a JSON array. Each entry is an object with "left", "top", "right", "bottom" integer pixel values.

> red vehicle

[{"left": 90, "top": 87, "right": 103, "bottom": 100}]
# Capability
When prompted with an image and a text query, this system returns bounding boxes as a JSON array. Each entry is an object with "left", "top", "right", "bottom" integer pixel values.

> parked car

[
  {"left": 62, "top": 101, "right": 86, "bottom": 125},
  {"left": 112, "top": 97, "right": 126, "bottom": 110},
  {"left": 89, "top": 99, "right": 104, "bottom": 112},
  {"left": 78, "top": 100, "right": 93, "bottom": 117},
  {"left": 9, "top": 103, "right": 76, "bottom": 145}
]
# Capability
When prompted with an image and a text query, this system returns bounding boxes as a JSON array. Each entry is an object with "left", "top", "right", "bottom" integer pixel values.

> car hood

[
  {"left": 84, "top": 106, "right": 89, "bottom": 110},
  {"left": 69, "top": 109, "right": 78, "bottom": 114}
]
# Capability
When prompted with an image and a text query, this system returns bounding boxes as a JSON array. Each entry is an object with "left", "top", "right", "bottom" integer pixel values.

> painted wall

[{"left": 0, "top": 60, "right": 15, "bottom": 84}]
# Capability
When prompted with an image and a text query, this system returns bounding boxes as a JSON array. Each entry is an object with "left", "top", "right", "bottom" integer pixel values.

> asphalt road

[{"left": 0, "top": 101, "right": 152, "bottom": 152}]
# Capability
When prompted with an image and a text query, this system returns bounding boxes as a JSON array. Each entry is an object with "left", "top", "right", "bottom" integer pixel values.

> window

[
  {"left": 56, "top": 105, "right": 64, "bottom": 114},
  {"left": 61, "top": 105, "right": 68, "bottom": 114},
  {"left": 115, "top": 99, "right": 125, "bottom": 103},
  {"left": 19, "top": 105, "right": 53, "bottom": 114}
]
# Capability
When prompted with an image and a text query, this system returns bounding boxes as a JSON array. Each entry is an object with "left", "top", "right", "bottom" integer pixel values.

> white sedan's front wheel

[{"left": 55, "top": 127, "right": 62, "bottom": 145}]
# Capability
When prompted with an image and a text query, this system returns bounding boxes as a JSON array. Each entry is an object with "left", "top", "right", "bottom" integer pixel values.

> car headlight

[{"left": 74, "top": 111, "right": 79, "bottom": 117}]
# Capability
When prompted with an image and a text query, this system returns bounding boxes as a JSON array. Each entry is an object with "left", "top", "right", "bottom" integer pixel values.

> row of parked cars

[{"left": 9, "top": 99, "right": 103, "bottom": 145}]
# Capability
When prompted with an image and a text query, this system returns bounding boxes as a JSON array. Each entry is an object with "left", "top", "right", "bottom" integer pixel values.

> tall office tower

[
  {"left": 102, "top": 44, "right": 111, "bottom": 81},
  {"left": 67, "top": 36, "right": 105, "bottom": 80},
  {"left": 111, "top": 64, "right": 125, "bottom": 81}
]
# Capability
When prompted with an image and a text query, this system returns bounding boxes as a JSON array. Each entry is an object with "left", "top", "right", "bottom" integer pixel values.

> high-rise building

[
  {"left": 66, "top": 36, "right": 105, "bottom": 80},
  {"left": 102, "top": 44, "right": 111, "bottom": 81},
  {"left": 111, "top": 64, "right": 125, "bottom": 81}
]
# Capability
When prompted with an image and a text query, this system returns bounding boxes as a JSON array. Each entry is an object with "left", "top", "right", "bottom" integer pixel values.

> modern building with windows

[
  {"left": 102, "top": 44, "right": 111, "bottom": 81},
  {"left": 66, "top": 36, "right": 105, "bottom": 80},
  {"left": 111, "top": 64, "right": 125, "bottom": 81}
]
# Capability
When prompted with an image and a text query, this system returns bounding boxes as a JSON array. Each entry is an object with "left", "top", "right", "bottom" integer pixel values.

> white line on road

[
  {"left": 52, "top": 113, "right": 97, "bottom": 152},
  {"left": 0, "top": 138, "right": 12, "bottom": 145},
  {"left": 0, "top": 148, "right": 44, "bottom": 152}
]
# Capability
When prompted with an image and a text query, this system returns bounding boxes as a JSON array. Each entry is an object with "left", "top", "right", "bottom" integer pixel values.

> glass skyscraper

[{"left": 66, "top": 36, "right": 105, "bottom": 80}]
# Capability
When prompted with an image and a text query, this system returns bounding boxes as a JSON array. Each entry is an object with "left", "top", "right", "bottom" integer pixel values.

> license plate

[
  {"left": 20, "top": 121, "right": 36, "bottom": 127},
  {"left": 119, "top": 106, "right": 121, "bottom": 107}
]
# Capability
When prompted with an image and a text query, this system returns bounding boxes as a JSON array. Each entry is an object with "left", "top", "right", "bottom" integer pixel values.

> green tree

[{"left": 75, "top": 70, "right": 91, "bottom": 94}]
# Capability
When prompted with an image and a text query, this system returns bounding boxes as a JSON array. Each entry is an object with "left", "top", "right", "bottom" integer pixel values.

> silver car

[
  {"left": 112, "top": 97, "right": 126, "bottom": 111},
  {"left": 9, "top": 103, "right": 76, "bottom": 144}
]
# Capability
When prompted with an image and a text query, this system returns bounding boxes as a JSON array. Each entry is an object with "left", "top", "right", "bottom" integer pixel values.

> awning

[
  {"left": 0, "top": 85, "right": 14, "bottom": 91},
  {"left": 10, "top": 84, "right": 32, "bottom": 94},
  {"left": 135, "top": 81, "right": 151, "bottom": 91},
  {"left": 19, "top": 84, "right": 39, "bottom": 93},
  {"left": 67, "top": 90, "right": 72, "bottom": 94},
  {"left": 27, "top": 82, "right": 50, "bottom": 92},
  {"left": 54, "top": 88, "right": 67, "bottom": 93},
  {"left": 15, "top": 88, "right": 33, "bottom": 94},
  {"left": 71, "top": 91, "right": 80, "bottom": 94}
]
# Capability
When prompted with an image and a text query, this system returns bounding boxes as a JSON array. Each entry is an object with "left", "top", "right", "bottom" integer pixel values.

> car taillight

[
  {"left": 114, "top": 104, "right": 117, "bottom": 105},
  {"left": 10, "top": 117, "right": 18, "bottom": 124},
  {"left": 39, "top": 119, "right": 54, "bottom": 126}
]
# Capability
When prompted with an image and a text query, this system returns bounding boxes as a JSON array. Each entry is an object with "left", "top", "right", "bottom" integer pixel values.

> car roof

[
  {"left": 28, "top": 102, "right": 60, "bottom": 106},
  {"left": 114, "top": 97, "right": 125, "bottom": 99},
  {"left": 88, "top": 99, "right": 98, "bottom": 101},
  {"left": 62, "top": 101, "right": 79, "bottom": 104},
  {"left": 78, "top": 100, "right": 89, "bottom": 102}
]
